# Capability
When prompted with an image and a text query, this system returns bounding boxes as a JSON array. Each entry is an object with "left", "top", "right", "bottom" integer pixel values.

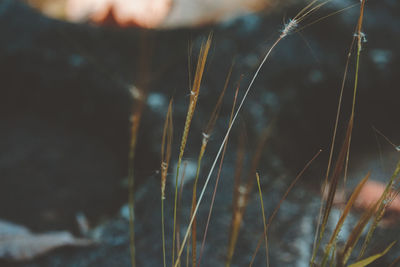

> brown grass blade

[
  {"left": 312, "top": 13, "right": 358, "bottom": 267},
  {"left": 358, "top": 159, "right": 400, "bottom": 259},
  {"left": 226, "top": 127, "right": 247, "bottom": 267},
  {"left": 204, "top": 64, "right": 233, "bottom": 136},
  {"left": 255, "top": 172, "right": 269, "bottom": 267},
  {"left": 161, "top": 99, "right": 174, "bottom": 199},
  {"left": 312, "top": 114, "right": 355, "bottom": 265},
  {"left": 321, "top": 172, "right": 370, "bottom": 266},
  {"left": 323, "top": 114, "right": 354, "bottom": 233},
  {"left": 339, "top": 197, "right": 380, "bottom": 266}
]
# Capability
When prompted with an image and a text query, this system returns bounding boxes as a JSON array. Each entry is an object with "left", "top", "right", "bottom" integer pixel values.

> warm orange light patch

[
  {"left": 332, "top": 180, "right": 400, "bottom": 227},
  {"left": 65, "top": 0, "right": 271, "bottom": 28},
  {"left": 66, "top": 0, "right": 172, "bottom": 28}
]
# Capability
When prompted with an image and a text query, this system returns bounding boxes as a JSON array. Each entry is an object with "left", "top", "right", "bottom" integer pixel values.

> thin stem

[
  {"left": 174, "top": 35, "right": 283, "bottom": 267},
  {"left": 256, "top": 173, "right": 269, "bottom": 267}
]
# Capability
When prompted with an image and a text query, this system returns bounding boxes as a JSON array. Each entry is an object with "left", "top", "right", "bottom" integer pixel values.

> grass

[
  {"left": 161, "top": 99, "right": 174, "bottom": 267},
  {"left": 171, "top": 34, "right": 212, "bottom": 267},
  {"left": 198, "top": 75, "right": 241, "bottom": 267},
  {"left": 125, "top": 0, "right": 400, "bottom": 266},
  {"left": 255, "top": 172, "right": 269, "bottom": 267},
  {"left": 127, "top": 32, "right": 154, "bottom": 267}
]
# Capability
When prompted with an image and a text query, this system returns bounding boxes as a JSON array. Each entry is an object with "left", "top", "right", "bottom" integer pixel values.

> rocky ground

[{"left": 0, "top": 0, "right": 400, "bottom": 266}]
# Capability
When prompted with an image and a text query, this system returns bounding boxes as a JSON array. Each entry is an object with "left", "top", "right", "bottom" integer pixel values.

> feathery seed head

[{"left": 280, "top": 18, "right": 298, "bottom": 38}]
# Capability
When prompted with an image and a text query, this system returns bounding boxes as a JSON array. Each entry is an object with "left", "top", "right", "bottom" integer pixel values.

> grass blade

[
  {"left": 348, "top": 241, "right": 396, "bottom": 267},
  {"left": 226, "top": 125, "right": 247, "bottom": 267},
  {"left": 160, "top": 99, "right": 173, "bottom": 267},
  {"left": 358, "top": 159, "right": 400, "bottom": 259},
  {"left": 190, "top": 64, "right": 232, "bottom": 267},
  {"left": 312, "top": 113, "right": 355, "bottom": 265},
  {"left": 256, "top": 172, "right": 269, "bottom": 267},
  {"left": 227, "top": 127, "right": 272, "bottom": 267},
  {"left": 197, "top": 71, "right": 239, "bottom": 267},
  {"left": 320, "top": 172, "right": 370, "bottom": 266},
  {"left": 339, "top": 197, "right": 380, "bottom": 266}
]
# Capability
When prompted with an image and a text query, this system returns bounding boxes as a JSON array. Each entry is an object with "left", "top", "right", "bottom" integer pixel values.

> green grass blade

[{"left": 349, "top": 241, "right": 396, "bottom": 267}]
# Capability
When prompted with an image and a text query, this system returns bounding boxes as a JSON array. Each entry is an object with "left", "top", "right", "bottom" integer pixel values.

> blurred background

[{"left": 0, "top": 0, "right": 399, "bottom": 266}]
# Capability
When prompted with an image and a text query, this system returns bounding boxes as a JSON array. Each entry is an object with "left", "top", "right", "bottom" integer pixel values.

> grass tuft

[{"left": 124, "top": 1, "right": 400, "bottom": 266}]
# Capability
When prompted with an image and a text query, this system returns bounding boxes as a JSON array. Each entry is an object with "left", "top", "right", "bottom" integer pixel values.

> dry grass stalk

[
  {"left": 128, "top": 33, "right": 153, "bottom": 267},
  {"left": 311, "top": 1, "right": 367, "bottom": 263},
  {"left": 226, "top": 127, "right": 272, "bottom": 267},
  {"left": 358, "top": 159, "right": 400, "bottom": 259},
  {"left": 320, "top": 172, "right": 370, "bottom": 266},
  {"left": 160, "top": 99, "right": 174, "bottom": 267},
  {"left": 225, "top": 125, "right": 247, "bottom": 267},
  {"left": 338, "top": 198, "right": 380, "bottom": 266},
  {"left": 255, "top": 172, "right": 269, "bottom": 267},
  {"left": 198, "top": 75, "right": 242, "bottom": 267},
  {"left": 189, "top": 65, "right": 232, "bottom": 267},
  {"left": 174, "top": 2, "right": 355, "bottom": 267},
  {"left": 172, "top": 34, "right": 212, "bottom": 266},
  {"left": 176, "top": 161, "right": 189, "bottom": 267}
]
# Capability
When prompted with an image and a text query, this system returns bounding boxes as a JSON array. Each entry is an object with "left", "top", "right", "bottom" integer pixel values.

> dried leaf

[{"left": 0, "top": 220, "right": 92, "bottom": 261}]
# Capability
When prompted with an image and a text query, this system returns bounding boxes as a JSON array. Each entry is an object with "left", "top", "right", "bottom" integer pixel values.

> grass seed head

[{"left": 280, "top": 18, "right": 298, "bottom": 38}]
